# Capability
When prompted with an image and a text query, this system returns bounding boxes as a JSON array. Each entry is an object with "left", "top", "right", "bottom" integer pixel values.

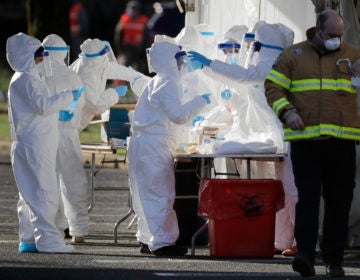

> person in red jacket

[{"left": 113, "top": 1, "right": 149, "bottom": 74}]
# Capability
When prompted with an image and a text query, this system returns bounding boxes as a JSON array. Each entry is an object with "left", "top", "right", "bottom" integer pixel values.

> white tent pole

[{"left": 185, "top": 0, "right": 201, "bottom": 26}]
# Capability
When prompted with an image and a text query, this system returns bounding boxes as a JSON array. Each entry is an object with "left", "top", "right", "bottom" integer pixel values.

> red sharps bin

[{"left": 198, "top": 178, "right": 284, "bottom": 258}]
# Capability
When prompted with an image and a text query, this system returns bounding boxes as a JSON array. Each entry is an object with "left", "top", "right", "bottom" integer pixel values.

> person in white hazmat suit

[
  {"left": 188, "top": 22, "right": 299, "bottom": 256},
  {"left": 42, "top": 34, "right": 89, "bottom": 243},
  {"left": 6, "top": 32, "right": 82, "bottom": 253},
  {"left": 70, "top": 38, "right": 145, "bottom": 131},
  {"left": 128, "top": 41, "right": 211, "bottom": 256}
]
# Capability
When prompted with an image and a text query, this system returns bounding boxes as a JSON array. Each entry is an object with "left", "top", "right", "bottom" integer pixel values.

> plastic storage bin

[
  {"left": 101, "top": 108, "right": 131, "bottom": 142},
  {"left": 198, "top": 178, "right": 284, "bottom": 258}
]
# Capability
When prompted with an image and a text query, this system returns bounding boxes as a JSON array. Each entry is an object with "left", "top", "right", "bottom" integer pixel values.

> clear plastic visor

[{"left": 44, "top": 45, "right": 70, "bottom": 65}]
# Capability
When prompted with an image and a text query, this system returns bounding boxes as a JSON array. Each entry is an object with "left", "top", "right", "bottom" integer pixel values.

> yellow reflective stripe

[
  {"left": 322, "top": 79, "right": 357, "bottom": 93},
  {"left": 291, "top": 79, "right": 320, "bottom": 92},
  {"left": 290, "top": 78, "right": 356, "bottom": 94},
  {"left": 284, "top": 124, "right": 360, "bottom": 140},
  {"left": 272, "top": 97, "right": 290, "bottom": 116},
  {"left": 267, "top": 69, "right": 291, "bottom": 90}
]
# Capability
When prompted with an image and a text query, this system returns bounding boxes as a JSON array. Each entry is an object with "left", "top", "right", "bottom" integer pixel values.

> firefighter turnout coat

[{"left": 265, "top": 27, "right": 360, "bottom": 141}]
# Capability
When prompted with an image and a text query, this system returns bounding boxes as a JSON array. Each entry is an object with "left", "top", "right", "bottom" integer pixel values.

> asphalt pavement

[{"left": 1, "top": 151, "right": 360, "bottom": 280}]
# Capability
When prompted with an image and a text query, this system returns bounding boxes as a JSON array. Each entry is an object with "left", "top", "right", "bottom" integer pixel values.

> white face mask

[
  {"left": 179, "top": 64, "right": 191, "bottom": 80},
  {"left": 324, "top": 37, "right": 340, "bottom": 51},
  {"left": 36, "top": 62, "right": 45, "bottom": 78},
  {"left": 224, "top": 53, "right": 239, "bottom": 65}
]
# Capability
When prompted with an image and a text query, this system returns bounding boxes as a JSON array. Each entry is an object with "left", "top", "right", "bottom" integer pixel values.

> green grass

[
  {"left": 0, "top": 101, "right": 102, "bottom": 143},
  {"left": 0, "top": 113, "right": 11, "bottom": 142},
  {"left": 0, "top": 67, "right": 12, "bottom": 97},
  {"left": 79, "top": 123, "right": 102, "bottom": 142}
]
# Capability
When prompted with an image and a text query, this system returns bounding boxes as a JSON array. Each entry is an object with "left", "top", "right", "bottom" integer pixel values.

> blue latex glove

[
  {"left": 191, "top": 60, "right": 203, "bottom": 71},
  {"left": 68, "top": 100, "right": 78, "bottom": 110},
  {"left": 72, "top": 85, "right": 86, "bottom": 101},
  {"left": 192, "top": 115, "right": 205, "bottom": 126},
  {"left": 188, "top": 51, "right": 211, "bottom": 67},
  {"left": 59, "top": 110, "right": 74, "bottom": 122},
  {"left": 201, "top": 93, "right": 212, "bottom": 104},
  {"left": 221, "top": 89, "right": 232, "bottom": 100},
  {"left": 115, "top": 85, "right": 128, "bottom": 97}
]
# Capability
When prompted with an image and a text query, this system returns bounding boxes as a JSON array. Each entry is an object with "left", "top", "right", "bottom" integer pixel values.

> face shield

[
  {"left": 238, "top": 32, "right": 255, "bottom": 66},
  {"left": 146, "top": 48, "right": 154, "bottom": 74},
  {"left": 217, "top": 43, "right": 241, "bottom": 64},
  {"left": 34, "top": 49, "right": 52, "bottom": 78},
  {"left": 175, "top": 51, "right": 187, "bottom": 70},
  {"left": 43, "top": 45, "right": 70, "bottom": 65},
  {"left": 175, "top": 50, "right": 202, "bottom": 74},
  {"left": 82, "top": 41, "right": 116, "bottom": 62},
  {"left": 102, "top": 41, "right": 116, "bottom": 62},
  {"left": 245, "top": 41, "right": 284, "bottom": 68}
]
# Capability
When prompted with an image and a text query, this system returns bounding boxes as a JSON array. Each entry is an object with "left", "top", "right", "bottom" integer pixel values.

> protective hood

[
  {"left": 148, "top": 41, "right": 180, "bottom": 77},
  {"left": 276, "top": 23, "right": 294, "bottom": 48},
  {"left": 245, "top": 22, "right": 293, "bottom": 70},
  {"left": 223, "top": 25, "right": 248, "bottom": 44},
  {"left": 6, "top": 32, "right": 40, "bottom": 73},
  {"left": 255, "top": 22, "right": 288, "bottom": 49},
  {"left": 154, "top": 34, "right": 176, "bottom": 44},
  {"left": 42, "top": 34, "right": 69, "bottom": 63},
  {"left": 175, "top": 26, "right": 201, "bottom": 52},
  {"left": 80, "top": 38, "right": 106, "bottom": 57}
]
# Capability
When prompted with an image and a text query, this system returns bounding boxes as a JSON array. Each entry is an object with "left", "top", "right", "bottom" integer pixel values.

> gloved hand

[
  {"left": 282, "top": 108, "right": 304, "bottom": 130},
  {"left": 191, "top": 59, "right": 203, "bottom": 71},
  {"left": 192, "top": 115, "right": 205, "bottom": 126},
  {"left": 115, "top": 85, "right": 128, "bottom": 97},
  {"left": 201, "top": 93, "right": 212, "bottom": 104},
  {"left": 59, "top": 110, "right": 74, "bottom": 122},
  {"left": 221, "top": 89, "right": 232, "bottom": 100},
  {"left": 72, "top": 85, "right": 86, "bottom": 101},
  {"left": 188, "top": 51, "right": 211, "bottom": 67}
]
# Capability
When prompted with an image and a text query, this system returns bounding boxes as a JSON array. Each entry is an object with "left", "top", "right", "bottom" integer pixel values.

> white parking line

[{"left": 154, "top": 272, "right": 296, "bottom": 277}]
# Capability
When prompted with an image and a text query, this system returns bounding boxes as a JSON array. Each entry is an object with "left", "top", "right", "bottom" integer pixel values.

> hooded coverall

[
  {"left": 42, "top": 34, "right": 89, "bottom": 238},
  {"left": 70, "top": 38, "right": 144, "bottom": 131},
  {"left": 6, "top": 32, "right": 75, "bottom": 253},
  {"left": 127, "top": 41, "right": 208, "bottom": 251},
  {"left": 202, "top": 22, "right": 298, "bottom": 251}
]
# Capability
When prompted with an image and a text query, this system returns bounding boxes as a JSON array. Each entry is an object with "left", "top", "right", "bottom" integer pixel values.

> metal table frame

[
  {"left": 80, "top": 143, "right": 286, "bottom": 249},
  {"left": 81, "top": 142, "right": 128, "bottom": 213}
]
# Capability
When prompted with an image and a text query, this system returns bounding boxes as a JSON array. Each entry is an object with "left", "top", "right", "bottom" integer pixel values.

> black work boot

[
  {"left": 152, "top": 245, "right": 188, "bottom": 257},
  {"left": 292, "top": 254, "right": 315, "bottom": 277},
  {"left": 325, "top": 264, "right": 345, "bottom": 278},
  {"left": 139, "top": 242, "right": 152, "bottom": 254}
]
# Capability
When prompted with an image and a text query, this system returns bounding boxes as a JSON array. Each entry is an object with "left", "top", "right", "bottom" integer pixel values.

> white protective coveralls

[
  {"left": 42, "top": 34, "right": 89, "bottom": 238},
  {"left": 201, "top": 22, "right": 298, "bottom": 251},
  {"left": 6, "top": 33, "right": 75, "bottom": 253},
  {"left": 127, "top": 41, "right": 209, "bottom": 251},
  {"left": 70, "top": 38, "right": 146, "bottom": 131}
]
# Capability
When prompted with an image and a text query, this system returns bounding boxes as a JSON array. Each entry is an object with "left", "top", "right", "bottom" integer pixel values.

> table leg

[
  {"left": 114, "top": 191, "right": 134, "bottom": 244},
  {"left": 191, "top": 158, "right": 213, "bottom": 256},
  {"left": 191, "top": 220, "right": 209, "bottom": 256},
  {"left": 246, "top": 158, "right": 251, "bottom": 179},
  {"left": 88, "top": 153, "right": 95, "bottom": 213}
]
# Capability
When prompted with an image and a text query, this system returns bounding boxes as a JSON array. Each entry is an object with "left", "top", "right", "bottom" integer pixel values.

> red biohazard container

[{"left": 198, "top": 178, "right": 284, "bottom": 258}]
